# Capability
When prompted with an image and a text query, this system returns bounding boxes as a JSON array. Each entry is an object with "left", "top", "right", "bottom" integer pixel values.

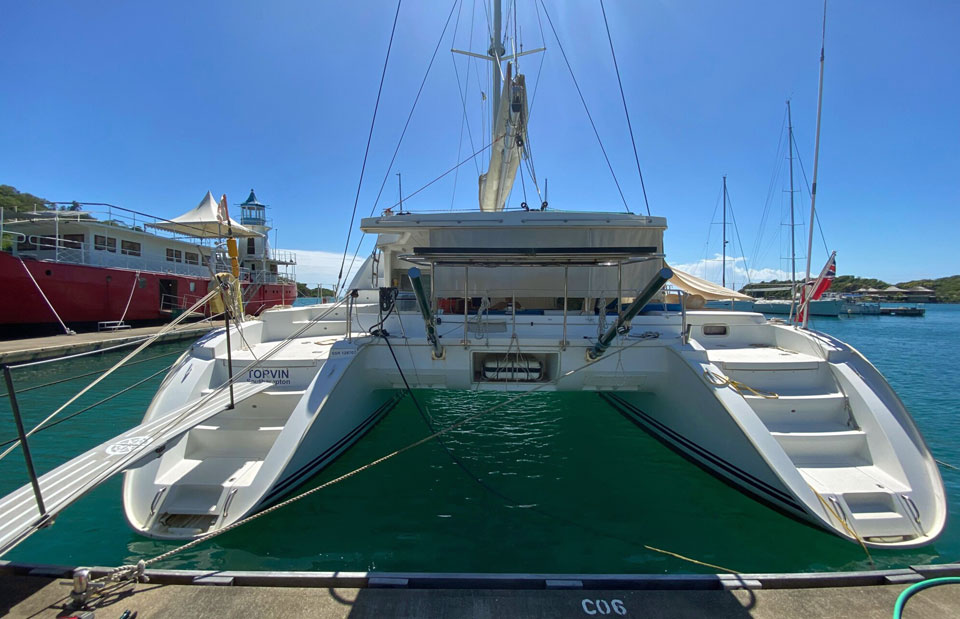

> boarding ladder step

[
  {"left": 0, "top": 381, "right": 271, "bottom": 557},
  {"left": 744, "top": 392, "right": 853, "bottom": 432},
  {"left": 771, "top": 430, "right": 870, "bottom": 467},
  {"left": 708, "top": 348, "right": 835, "bottom": 395}
]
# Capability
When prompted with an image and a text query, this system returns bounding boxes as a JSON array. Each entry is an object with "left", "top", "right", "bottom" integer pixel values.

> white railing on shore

[{"left": 14, "top": 235, "right": 298, "bottom": 285}]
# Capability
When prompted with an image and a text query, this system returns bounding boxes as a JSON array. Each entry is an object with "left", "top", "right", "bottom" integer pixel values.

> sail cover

[
  {"left": 666, "top": 264, "right": 753, "bottom": 301},
  {"left": 479, "top": 64, "right": 528, "bottom": 212},
  {"left": 149, "top": 191, "right": 260, "bottom": 238}
]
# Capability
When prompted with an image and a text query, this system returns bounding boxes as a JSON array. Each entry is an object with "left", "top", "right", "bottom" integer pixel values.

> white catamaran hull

[{"left": 118, "top": 301, "right": 945, "bottom": 548}]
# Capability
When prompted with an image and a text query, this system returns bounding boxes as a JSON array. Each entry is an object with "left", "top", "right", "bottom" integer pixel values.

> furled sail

[{"left": 478, "top": 63, "right": 528, "bottom": 212}]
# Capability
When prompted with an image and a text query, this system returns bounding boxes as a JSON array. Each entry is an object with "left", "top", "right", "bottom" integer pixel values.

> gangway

[{"left": 0, "top": 381, "right": 270, "bottom": 556}]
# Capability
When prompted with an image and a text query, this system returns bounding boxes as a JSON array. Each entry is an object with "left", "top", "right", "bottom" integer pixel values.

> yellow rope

[
  {"left": 808, "top": 485, "right": 874, "bottom": 567},
  {"left": 703, "top": 370, "right": 779, "bottom": 399},
  {"left": 93, "top": 336, "right": 744, "bottom": 581},
  {"left": 643, "top": 545, "right": 739, "bottom": 574}
]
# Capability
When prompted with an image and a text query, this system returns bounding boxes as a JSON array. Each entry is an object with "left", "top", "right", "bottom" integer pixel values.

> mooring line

[{"left": 98, "top": 329, "right": 739, "bottom": 582}]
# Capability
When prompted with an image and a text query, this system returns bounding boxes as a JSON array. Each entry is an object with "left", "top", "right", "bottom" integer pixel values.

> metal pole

[
  {"left": 223, "top": 308, "right": 236, "bottom": 410},
  {"left": 722, "top": 176, "right": 727, "bottom": 289},
  {"left": 588, "top": 267, "right": 673, "bottom": 360},
  {"left": 3, "top": 366, "right": 46, "bottom": 516},
  {"left": 562, "top": 266, "right": 568, "bottom": 348},
  {"left": 489, "top": 0, "right": 504, "bottom": 136},
  {"left": 803, "top": 1, "right": 828, "bottom": 330},
  {"left": 408, "top": 268, "right": 443, "bottom": 359},
  {"left": 787, "top": 100, "right": 797, "bottom": 321},
  {"left": 463, "top": 267, "right": 469, "bottom": 346},
  {"left": 680, "top": 291, "right": 689, "bottom": 345},
  {"left": 397, "top": 173, "right": 403, "bottom": 213},
  {"left": 345, "top": 292, "right": 354, "bottom": 341},
  {"left": 430, "top": 264, "right": 438, "bottom": 323}
]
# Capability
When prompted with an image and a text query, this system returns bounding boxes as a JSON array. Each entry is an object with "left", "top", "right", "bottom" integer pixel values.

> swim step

[{"left": 798, "top": 467, "right": 918, "bottom": 538}]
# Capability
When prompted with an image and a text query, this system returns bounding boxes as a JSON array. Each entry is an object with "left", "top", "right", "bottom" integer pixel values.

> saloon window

[
  {"left": 166, "top": 248, "right": 182, "bottom": 263},
  {"left": 95, "top": 235, "right": 117, "bottom": 252},
  {"left": 185, "top": 251, "right": 199, "bottom": 265},
  {"left": 61, "top": 234, "right": 84, "bottom": 248},
  {"left": 121, "top": 240, "right": 141, "bottom": 256}
]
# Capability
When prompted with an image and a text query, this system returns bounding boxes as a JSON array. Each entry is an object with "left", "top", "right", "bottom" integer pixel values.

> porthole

[{"left": 45, "top": 269, "right": 52, "bottom": 276}]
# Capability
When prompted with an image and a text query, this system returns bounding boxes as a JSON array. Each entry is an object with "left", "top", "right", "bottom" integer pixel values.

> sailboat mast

[
  {"left": 488, "top": 0, "right": 505, "bottom": 142},
  {"left": 787, "top": 100, "right": 796, "bottom": 295},
  {"left": 802, "top": 1, "right": 828, "bottom": 329},
  {"left": 722, "top": 175, "right": 727, "bottom": 289}
]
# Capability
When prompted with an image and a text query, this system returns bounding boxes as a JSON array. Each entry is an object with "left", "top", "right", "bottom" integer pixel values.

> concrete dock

[
  {"left": 0, "top": 323, "right": 215, "bottom": 365},
  {"left": 2, "top": 564, "right": 959, "bottom": 618}
]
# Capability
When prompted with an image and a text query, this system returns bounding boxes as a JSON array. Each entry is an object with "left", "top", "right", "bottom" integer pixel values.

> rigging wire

[
  {"left": 0, "top": 365, "right": 173, "bottom": 449},
  {"left": 700, "top": 182, "right": 724, "bottom": 279},
  {"left": 339, "top": 0, "right": 459, "bottom": 294},
  {"left": 365, "top": 0, "right": 460, "bottom": 220},
  {"left": 0, "top": 349, "right": 183, "bottom": 398},
  {"left": 538, "top": 0, "right": 631, "bottom": 214},
  {"left": 600, "top": 0, "right": 652, "bottom": 216},
  {"left": 452, "top": 44, "right": 482, "bottom": 179},
  {"left": 791, "top": 131, "right": 831, "bottom": 255},
  {"left": 449, "top": 0, "right": 474, "bottom": 209},
  {"left": 335, "top": 0, "right": 403, "bottom": 297},
  {"left": 749, "top": 107, "right": 788, "bottom": 271},
  {"left": 527, "top": 0, "right": 548, "bottom": 113},
  {"left": 380, "top": 137, "right": 500, "bottom": 211},
  {"left": 724, "top": 185, "right": 753, "bottom": 286}
]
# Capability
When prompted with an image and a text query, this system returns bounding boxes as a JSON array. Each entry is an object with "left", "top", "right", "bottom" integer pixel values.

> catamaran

[{"left": 0, "top": 1, "right": 945, "bottom": 558}]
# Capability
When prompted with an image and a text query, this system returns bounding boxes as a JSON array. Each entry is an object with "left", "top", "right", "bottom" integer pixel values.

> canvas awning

[
  {"left": 149, "top": 191, "right": 261, "bottom": 238},
  {"left": 666, "top": 265, "right": 754, "bottom": 301}
]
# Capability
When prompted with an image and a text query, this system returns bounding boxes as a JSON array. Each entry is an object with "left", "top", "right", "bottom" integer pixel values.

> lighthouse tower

[{"left": 239, "top": 189, "right": 272, "bottom": 275}]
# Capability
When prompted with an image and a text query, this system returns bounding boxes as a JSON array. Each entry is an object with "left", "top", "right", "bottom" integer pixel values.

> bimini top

[
  {"left": 361, "top": 209, "right": 666, "bottom": 231},
  {"left": 361, "top": 210, "right": 666, "bottom": 267},
  {"left": 150, "top": 191, "right": 261, "bottom": 239}
]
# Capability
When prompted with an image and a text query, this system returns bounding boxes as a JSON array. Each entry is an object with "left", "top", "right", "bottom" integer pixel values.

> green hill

[
  {"left": 897, "top": 276, "right": 960, "bottom": 303},
  {"left": 0, "top": 184, "right": 52, "bottom": 213},
  {"left": 296, "top": 283, "right": 336, "bottom": 299}
]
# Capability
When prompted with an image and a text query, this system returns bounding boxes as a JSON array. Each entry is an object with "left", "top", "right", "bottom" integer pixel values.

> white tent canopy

[
  {"left": 666, "top": 264, "right": 754, "bottom": 301},
  {"left": 149, "top": 191, "right": 261, "bottom": 238}
]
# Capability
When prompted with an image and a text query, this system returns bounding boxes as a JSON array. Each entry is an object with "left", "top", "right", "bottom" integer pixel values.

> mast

[
  {"left": 802, "top": 1, "right": 828, "bottom": 329},
  {"left": 453, "top": 0, "right": 539, "bottom": 212},
  {"left": 488, "top": 0, "right": 505, "bottom": 142},
  {"left": 722, "top": 175, "right": 727, "bottom": 289},
  {"left": 787, "top": 100, "right": 796, "bottom": 311}
]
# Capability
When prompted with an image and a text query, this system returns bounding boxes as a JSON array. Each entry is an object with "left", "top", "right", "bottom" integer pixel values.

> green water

[{"left": 1, "top": 306, "right": 957, "bottom": 574}]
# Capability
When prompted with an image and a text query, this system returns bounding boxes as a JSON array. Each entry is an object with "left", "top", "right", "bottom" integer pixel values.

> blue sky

[{"left": 2, "top": 1, "right": 957, "bottom": 285}]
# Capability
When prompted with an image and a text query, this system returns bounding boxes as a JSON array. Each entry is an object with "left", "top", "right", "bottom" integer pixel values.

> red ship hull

[{"left": 0, "top": 251, "right": 297, "bottom": 326}]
